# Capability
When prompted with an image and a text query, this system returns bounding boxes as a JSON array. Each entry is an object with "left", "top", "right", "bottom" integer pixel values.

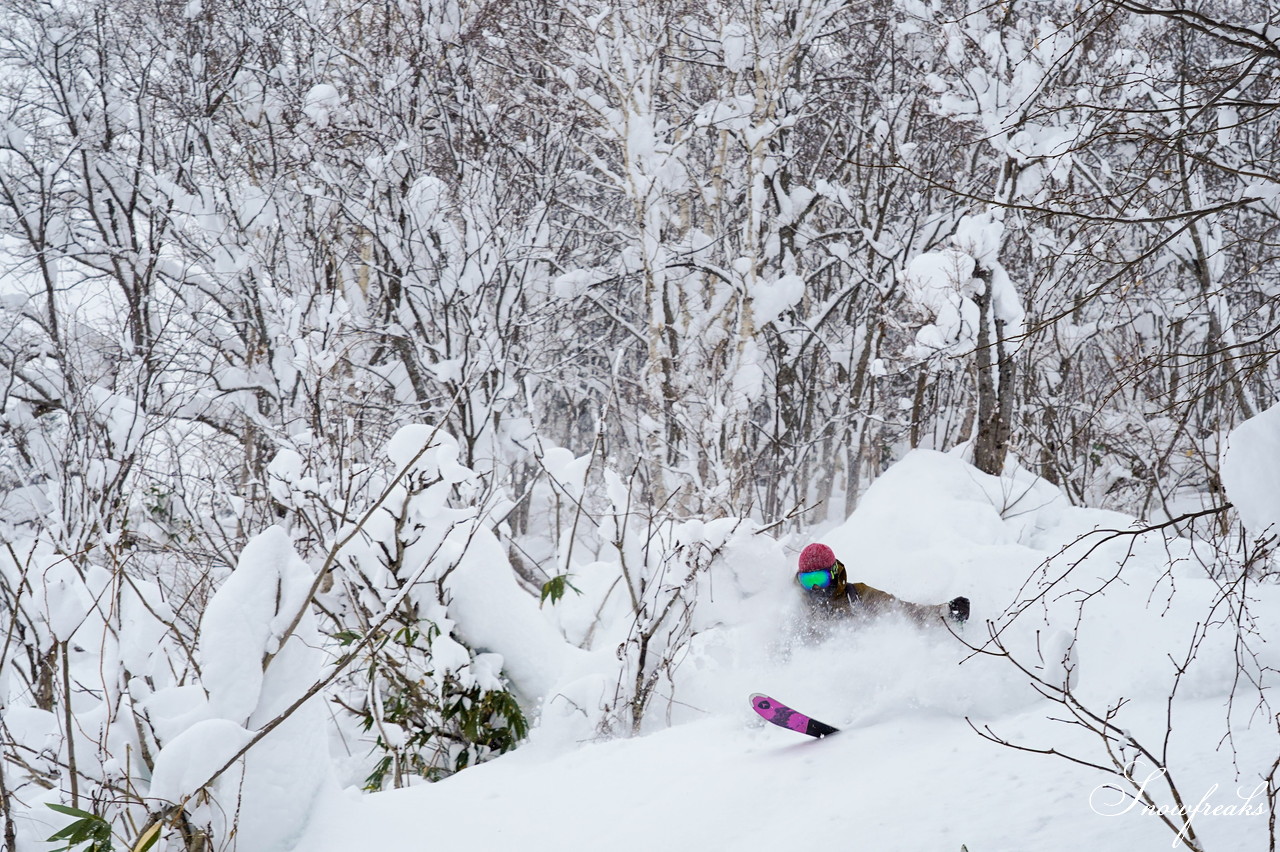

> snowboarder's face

[{"left": 796, "top": 559, "right": 846, "bottom": 594}]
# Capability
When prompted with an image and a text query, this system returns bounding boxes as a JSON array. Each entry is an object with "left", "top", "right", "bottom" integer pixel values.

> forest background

[{"left": 2, "top": 0, "right": 1279, "bottom": 849}]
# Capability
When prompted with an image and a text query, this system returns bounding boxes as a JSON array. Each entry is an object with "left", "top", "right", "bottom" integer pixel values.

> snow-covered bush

[{"left": 318, "top": 425, "right": 529, "bottom": 788}]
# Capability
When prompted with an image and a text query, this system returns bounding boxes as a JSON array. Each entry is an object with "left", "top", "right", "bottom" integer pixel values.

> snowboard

[{"left": 750, "top": 693, "right": 840, "bottom": 738}]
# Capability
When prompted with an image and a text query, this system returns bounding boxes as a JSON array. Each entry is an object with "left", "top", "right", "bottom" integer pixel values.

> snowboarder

[{"left": 795, "top": 543, "right": 969, "bottom": 628}]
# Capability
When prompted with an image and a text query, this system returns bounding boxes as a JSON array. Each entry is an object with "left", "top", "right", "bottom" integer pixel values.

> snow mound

[{"left": 1221, "top": 401, "right": 1280, "bottom": 538}]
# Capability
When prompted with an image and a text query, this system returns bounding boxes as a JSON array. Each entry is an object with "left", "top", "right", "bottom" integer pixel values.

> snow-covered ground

[
  {"left": 293, "top": 447, "right": 1278, "bottom": 852},
  {"left": 300, "top": 705, "right": 1259, "bottom": 851}
]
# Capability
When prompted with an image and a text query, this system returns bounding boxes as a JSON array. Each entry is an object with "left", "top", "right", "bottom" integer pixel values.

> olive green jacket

[{"left": 800, "top": 560, "right": 953, "bottom": 626}]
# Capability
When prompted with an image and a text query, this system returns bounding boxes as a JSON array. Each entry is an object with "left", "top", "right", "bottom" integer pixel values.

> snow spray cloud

[{"left": 1088, "top": 768, "right": 1267, "bottom": 847}]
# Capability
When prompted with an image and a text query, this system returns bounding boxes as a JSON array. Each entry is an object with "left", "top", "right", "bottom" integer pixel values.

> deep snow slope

[
  {"left": 297, "top": 448, "right": 1278, "bottom": 852},
  {"left": 300, "top": 698, "right": 1265, "bottom": 851}
]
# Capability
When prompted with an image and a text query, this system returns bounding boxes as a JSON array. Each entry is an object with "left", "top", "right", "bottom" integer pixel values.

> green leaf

[
  {"left": 539, "top": 574, "right": 581, "bottom": 606},
  {"left": 333, "top": 629, "right": 363, "bottom": 646},
  {"left": 44, "top": 803, "right": 113, "bottom": 852},
  {"left": 392, "top": 626, "right": 420, "bottom": 646},
  {"left": 46, "top": 821, "right": 89, "bottom": 842},
  {"left": 45, "top": 803, "right": 97, "bottom": 819}
]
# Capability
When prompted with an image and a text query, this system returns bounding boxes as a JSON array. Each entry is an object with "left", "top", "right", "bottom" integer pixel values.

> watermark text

[{"left": 1089, "top": 768, "right": 1266, "bottom": 847}]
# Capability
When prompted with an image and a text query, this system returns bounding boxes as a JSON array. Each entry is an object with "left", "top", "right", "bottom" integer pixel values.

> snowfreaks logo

[{"left": 1089, "top": 768, "right": 1267, "bottom": 847}]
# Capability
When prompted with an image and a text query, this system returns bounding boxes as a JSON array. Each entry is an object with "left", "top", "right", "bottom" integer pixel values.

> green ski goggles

[{"left": 797, "top": 568, "right": 834, "bottom": 590}]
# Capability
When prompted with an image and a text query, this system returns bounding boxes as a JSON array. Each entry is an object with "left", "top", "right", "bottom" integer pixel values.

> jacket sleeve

[{"left": 849, "top": 582, "right": 951, "bottom": 625}]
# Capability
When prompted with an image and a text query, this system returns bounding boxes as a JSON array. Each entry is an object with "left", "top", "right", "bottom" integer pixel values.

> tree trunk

[{"left": 973, "top": 265, "right": 1015, "bottom": 476}]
